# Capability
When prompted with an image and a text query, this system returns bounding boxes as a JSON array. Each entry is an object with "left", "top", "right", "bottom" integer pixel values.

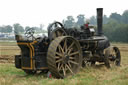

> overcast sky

[{"left": 0, "top": 0, "right": 127, "bottom": 28}]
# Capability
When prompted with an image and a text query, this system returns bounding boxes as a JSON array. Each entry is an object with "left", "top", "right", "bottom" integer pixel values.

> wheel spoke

[
  {"left": 56, "top": 52, "right": 63, "bottom": 57},
  {"left": 62, "top": 65, "right": 66, "bottom": 76},
  {"left": 56, "top": 58, "right": 63, "bottom": 63},
  {"left": 47, "top": 36, "right": 82, "bottom": 78},
  {"left": 58, "top": 63, "right": 63, "bottom": 71},
  {"left": 58, "top": 45, "right": 64, "bottom": 54},
  {"left": 67, "top": 42, "right": 75, "bottom": 52},
  {"left": 66, "top": 64, "right": 73, "bottom": 74},
  {"left": 69, "top": 56, "right": 75, "bottom": 60},
  {"left": 68, "top": 62, "right": 72, "bottom": 67},
  {"left": 55, "top": 56, "right": 61, "bottom": 59},
  {"left": 69, "top": 60, "right": 78, "bottom": 65},
  {"left": 112, "top": 49, "right": 117, "bottom": 58},
  {"left": 65, "top": 64, "right": 68, "bottom": 71},
  {"left": 59, "top": 64, "right": 63, "bottom": 71},
  {"left": 84, "top": 60, "right": 87, "bottom": 64},
  {"left": 113, "top": 51, "right": 116, "bottom": 57},
  {"left": 63, "top": 39, "right": 67, "bottom": 52},
  {"left": 112, "top": 49, "right": 114, "bottom": 55},
  {"left": 68, "top": 48, "right": 73, "bottom": 55},
  {"left": 69, "top": 51, "right": 79, "bottom": 56},
  {"left": 58, "top": 63, "right": 61, "bottom": 70}
]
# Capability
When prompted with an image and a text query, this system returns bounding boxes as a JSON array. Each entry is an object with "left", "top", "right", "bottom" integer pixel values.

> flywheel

[
  {"left": 47, "top": 36, "right": 82, "bottom": 78},
  {"left": 47, "top": 21, "right": 67, "bottom": 40},
  {"left": 50, "top": 28, "right": 67, "bottom": 40}
]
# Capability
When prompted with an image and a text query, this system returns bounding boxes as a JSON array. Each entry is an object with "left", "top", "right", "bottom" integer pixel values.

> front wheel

[{"left": 104, "top": 46, "right": 121, "bottom": 68}]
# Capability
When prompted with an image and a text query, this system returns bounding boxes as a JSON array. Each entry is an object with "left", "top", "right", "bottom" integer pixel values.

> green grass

[{"left": 0, "top": 63, "right": 128, "bottom": 85}]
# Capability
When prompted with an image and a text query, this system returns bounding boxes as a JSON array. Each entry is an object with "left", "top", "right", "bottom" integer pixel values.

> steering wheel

[
  {"left": 47, "top": 21, "right": 66, "bottom": 40},
  {"left": 25, "top": 28, "right": 35, "bottom": 40}
]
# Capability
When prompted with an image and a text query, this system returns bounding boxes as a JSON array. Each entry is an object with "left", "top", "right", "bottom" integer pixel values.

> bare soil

[{"left": 0, "top": 55, "right": 14, "bottom": 63}]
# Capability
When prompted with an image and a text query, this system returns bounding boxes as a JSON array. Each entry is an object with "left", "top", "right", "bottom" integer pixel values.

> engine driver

[{"left": 84, "top": 21, "right": 91, "bottom": 37}]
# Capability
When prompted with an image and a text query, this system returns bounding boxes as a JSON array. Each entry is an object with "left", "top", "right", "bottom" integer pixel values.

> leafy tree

[
  {"left": 103, "top": 15, "right": 109, "bottom": 24},
  {"left": 107, "top": 19, "right": 118, "bottom": 28},
  {"left": 63, "top": 16, "right": 75, "bottom": 28},
  {"left": 40, "top": 24, "right": 44, "bottom": 31},
  {"left": 31, "top": 27, "right": 39, "bottom": 32},
  {"left": 5, "top": 25, "right": 12, "bottom": 33},
  {"left": 89, "top": 16, "right": 96, "bottom": 25},
  {"left": 0, "top": 25, "right": 12, "bottom": 33},
  {"left": 110, "top": 12, "right": 122, "bottom": 23},
  {"left": 76, "top": 14, "right": 85, "bottom": 26},
  {"left": 0, "top": 26, "right": 4, "bottom": 33},
  {"left": 0, "top": 27, "right": 1, "bottom": 32},
  {"left": 122, "top": 10, "right": 128, "bottom": 24},
  {"left": 13, "top": 23, "right": 24, "bottom": 34}
]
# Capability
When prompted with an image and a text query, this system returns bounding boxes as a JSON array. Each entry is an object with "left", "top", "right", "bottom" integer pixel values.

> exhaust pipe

[{"left": 97, "top": 8, "right": 103, "bottom": 36}]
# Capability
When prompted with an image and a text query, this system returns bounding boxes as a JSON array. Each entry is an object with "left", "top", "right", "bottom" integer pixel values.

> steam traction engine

[{"left": 15, "top": 8, "right": 121, "bottom": 78}]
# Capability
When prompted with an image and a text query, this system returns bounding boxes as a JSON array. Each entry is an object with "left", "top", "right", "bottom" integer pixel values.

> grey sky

[{"left": 0, "top": 0, "right": 127, "bottom": 28}]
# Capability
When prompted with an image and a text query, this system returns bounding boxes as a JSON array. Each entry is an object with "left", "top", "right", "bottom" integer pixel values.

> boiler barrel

[{"left": 81, "top": 37, "right": 110, "bottom": 51}]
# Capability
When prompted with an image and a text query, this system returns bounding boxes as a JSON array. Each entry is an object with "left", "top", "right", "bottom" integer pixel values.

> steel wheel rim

[
  {"left": 112, "top": 47, "right": 121, "bottom": 66},
  {"left": 47, "top": 36, "right": 82, "bottom": 78},
  {"left": 56, "top": 37, "right": 81, "bottom": 77},
  {"left": 108, "top": 47, "right": 121, "bottom": 67}
]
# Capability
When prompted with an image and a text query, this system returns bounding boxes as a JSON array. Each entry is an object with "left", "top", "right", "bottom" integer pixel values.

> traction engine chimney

[{"left": 97, "top": 8, "right": 103, "bottom": 36}]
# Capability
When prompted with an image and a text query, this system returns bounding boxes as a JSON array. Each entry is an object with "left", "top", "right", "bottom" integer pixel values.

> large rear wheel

[{"left": 47, "top": 36, "right": 82, "bottom": 78}]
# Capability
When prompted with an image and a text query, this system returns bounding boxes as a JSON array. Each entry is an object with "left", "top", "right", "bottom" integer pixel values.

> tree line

[
  {"left": 62, "top": 10, "right": 128, "bottom": 43},
  {"left": 0, "top": 23, "right": 45, "bottom": 34},
  {"left": 0, "top": 10, "right": 128, "bottom": 42}
]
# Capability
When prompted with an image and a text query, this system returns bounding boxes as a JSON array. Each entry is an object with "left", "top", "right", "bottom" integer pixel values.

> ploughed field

[
  {"left": 0, "top": 41, "right": 128, "bottom": 85},
  {"left": 0, "top": 42, "right": 20, "bottom": 63}
]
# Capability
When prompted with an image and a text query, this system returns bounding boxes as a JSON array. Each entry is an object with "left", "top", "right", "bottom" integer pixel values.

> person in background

[
  {"left": 84, "top": 21, "right": 89, "bottom": 29},
  {"left": 84, "top": 20, "right": 91, "bottom": 37}
]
